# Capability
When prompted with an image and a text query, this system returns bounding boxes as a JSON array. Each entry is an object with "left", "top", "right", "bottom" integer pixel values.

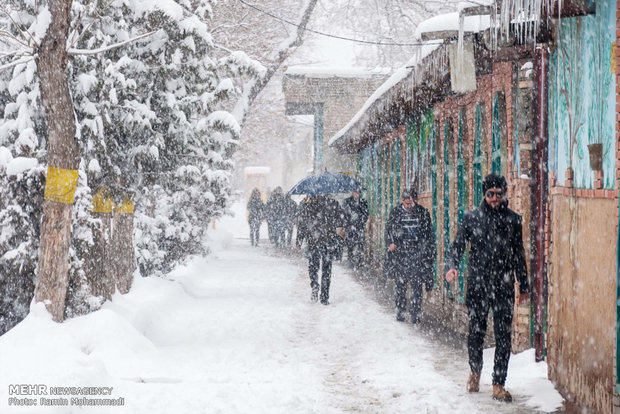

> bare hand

[
  {"left": 388, "top": 243, "right": 396, "bottom": 252},
  {"left": 445, "top": 269, "right": 458, "bottom": 283}
]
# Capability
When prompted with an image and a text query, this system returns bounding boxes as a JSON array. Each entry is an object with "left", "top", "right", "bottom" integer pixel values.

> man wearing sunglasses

[
  {"left": 384, "top": 188, "right": 436, "bottom": 323},
  {"left": 445, "top": 173, "right": 530, "bottom": 403}
]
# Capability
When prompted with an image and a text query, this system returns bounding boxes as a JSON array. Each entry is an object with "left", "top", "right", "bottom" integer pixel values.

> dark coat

[
  {"left": 384, "top": 203, "right": 436, "bottom": 284},
  {"left": 343, "top": 196, "right": 369, "bottom": 242},
  {"left": 247, "top": 197, "right": 264, "bottom": 224},
  {"left": 296, "top": 196, "right": 346, "bottom": 250},
  {"left": 445, "top": 200, "right": 530, "bottom": 307},
  {"left": 282, "top": 196, "right": 298, "bottom": 226},
  {"left": 266, "top": 194, "right": 286, "bottom": 226}
]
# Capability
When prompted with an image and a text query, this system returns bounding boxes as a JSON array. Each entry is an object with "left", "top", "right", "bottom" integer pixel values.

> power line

[{"left": 237, "top": 0, "right": 443, "bottom": 47}]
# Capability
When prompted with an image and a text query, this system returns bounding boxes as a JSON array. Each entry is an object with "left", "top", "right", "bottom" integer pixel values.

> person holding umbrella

[
  {"left": 295, "top": 194, "right": 346, "bottom": 304},
  {"left": 291, "top": 171, "right": 357, "bottom": 304}
]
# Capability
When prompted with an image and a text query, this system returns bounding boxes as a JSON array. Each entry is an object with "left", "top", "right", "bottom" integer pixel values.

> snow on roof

[
  {"left": 284, "top": 66, "right": 391, "bottom": 78},
  {"left": 457, "top": 0, "right": 494, "bottom": 11},
  {"left": 414, "top": 12, "right": 491, "bottom": 40},
  {"left": 328, "top": 41, "right": 442, "bottom": 147},
  {"left": 244, "top": 166, "right": 271, "bottom": 175}
]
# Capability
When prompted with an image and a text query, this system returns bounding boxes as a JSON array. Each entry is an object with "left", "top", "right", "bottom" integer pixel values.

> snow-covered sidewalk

[{"left": 0, "top": 204, "right": 563, "bottom": 414}]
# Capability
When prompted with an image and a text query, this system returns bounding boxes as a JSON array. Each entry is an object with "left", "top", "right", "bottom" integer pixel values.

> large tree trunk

[
  {"left": 111, "top": 203, "right": 136, "bottom": 294},
  {"left": 34, "top": 0, "right": 80, "bottom": 322}
]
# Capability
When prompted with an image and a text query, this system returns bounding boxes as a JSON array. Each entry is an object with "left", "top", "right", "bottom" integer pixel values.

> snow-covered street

[{"left": 0, "top": 203, "right": 563, "bottom": 414}]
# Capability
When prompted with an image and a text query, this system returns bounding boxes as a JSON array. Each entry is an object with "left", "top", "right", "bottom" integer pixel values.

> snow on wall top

[
  {"left": 328, "top": 41, "right": 442, "bottom": 147},
  {"left": 284, "top": 66, "right": 391, "bottom": 78},
  {"left": 414, "top": 12, "right": 491, "bottom": 39}
]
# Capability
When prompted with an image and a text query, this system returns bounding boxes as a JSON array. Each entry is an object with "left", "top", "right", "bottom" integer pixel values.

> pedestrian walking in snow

[
  {"left": 343, "top": 190, "right": 369, "bottom": 269},
  {"left": 384, "top": 188, "right": 436, "bottom": 323},
  {"left": 282, "top": 194, "right": 298, "bottom": 246},
  {"left": 295, "top": 195, "right": 346, "bottom": 305},
  {"left": 266, "top": 187, "right": 286, "bottom": 248},
  {"left": 445, "top": 173, "right": 530, "bottom": 403},
  {"left": 247, "top": 188, "right": 264, "bottom": 247}
]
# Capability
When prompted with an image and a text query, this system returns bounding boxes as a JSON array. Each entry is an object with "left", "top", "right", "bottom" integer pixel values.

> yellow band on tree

[
  {"left": 44, "top": 166, "right": 79, "bottom": 204},
  {"left": 92, "top": 188, "right": 113, "bottom": 213},
  {"left": 115, "top": 197, "right": 134, "bottom": 214}
]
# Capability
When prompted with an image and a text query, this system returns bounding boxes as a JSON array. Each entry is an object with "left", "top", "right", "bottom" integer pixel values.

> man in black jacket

[
  {"left": 296, "top": 195, "right": 346, "bottom": 305},
  {"left": 343, "top": 190, "right": 369, "bottom": 269},
  {"left": 385, "top": 189, "right": 436, "bottom": 323},
  {"left": 445, "top": 173, "right": 530, "bottom": 403}
]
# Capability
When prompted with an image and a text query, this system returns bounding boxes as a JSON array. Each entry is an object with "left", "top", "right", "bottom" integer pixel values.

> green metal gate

[
  {"left": 473, "top": 104, "right": 484, "bottom": 206},
  {"left": 457, "top": 110, "right": 468, "bottom": 303},
  {"left": 443, "top": 120, "right": 453, "bottom": 297}
]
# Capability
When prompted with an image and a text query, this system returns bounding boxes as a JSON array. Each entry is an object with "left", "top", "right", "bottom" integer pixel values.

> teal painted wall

[{"left": 548, "top": 0, "right": 616, "bottom": 189}]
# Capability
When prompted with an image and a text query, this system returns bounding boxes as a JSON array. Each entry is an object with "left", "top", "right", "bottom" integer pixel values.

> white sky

[
  {"left": 0, "top": 201, "right": 563, "bottom": 413},
  {"left": 290, "top": 34, "right": 358, "bottom": 68}
]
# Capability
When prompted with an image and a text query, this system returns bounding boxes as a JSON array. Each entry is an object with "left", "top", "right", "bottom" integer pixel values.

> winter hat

[
  {"left": 401, "top": 190, "right": 413, "bottom": 200},
  {"left": 482, "top": 173, "right": 507, "bottom": 193}
]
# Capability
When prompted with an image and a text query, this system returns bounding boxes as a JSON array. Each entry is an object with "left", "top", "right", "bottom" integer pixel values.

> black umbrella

[{"left": 288, "top": 171, "right": 363, "bottom": 195}]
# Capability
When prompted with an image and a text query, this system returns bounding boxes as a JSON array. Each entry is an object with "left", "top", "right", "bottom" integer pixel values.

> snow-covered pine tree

[
  {"left": 0, "top": 0, "right": 265, "bottom": 331},
  {"left": 69, "top": 0, "right": 264, "bottom": 276},
  {"left": 0, "top": 0, "right": 51, "bottom": 331},
  {"left": 0, "top": 157, "right": 45, "bottom": 335}
]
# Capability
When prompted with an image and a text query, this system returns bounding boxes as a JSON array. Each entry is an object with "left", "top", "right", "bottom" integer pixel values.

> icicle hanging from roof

[{"left": 498, "top": 0, "right": 552, "bottom": 44}]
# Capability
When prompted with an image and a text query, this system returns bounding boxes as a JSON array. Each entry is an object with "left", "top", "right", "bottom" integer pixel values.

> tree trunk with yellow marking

[
  {"left": 111, "top": 210, "right": 136, "bottom": 294},
  {"left": 34, "top": 0, "right": 80, "bottom": 322}
]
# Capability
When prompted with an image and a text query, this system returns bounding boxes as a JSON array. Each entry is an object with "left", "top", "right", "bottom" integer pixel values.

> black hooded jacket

[
  {"left": 296, "top": 196, "right": 346, "bottom": 250},
  {"left": 445, "top": 200, "right": 530, "bottom": 306}
]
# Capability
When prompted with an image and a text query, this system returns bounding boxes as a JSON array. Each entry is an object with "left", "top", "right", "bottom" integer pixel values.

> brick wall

[{"left": 430, "top": 61, "right": 532, "bottom": 351}]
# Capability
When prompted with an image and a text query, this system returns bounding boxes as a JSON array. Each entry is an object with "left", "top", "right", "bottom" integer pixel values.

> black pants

[
  {"left": 249, "top": 220, "right": 260, "bottom": 246},
  {"left": 393, "top": 253, "right": 424, "bottom": 321},
  {"left": 308, "top": 247, "right": 332, "bottom": 303},
  {"left": 284, "top": 223, "right": 294, "bottom": 246},
  {"left": 272, "top": 224, "right": 285, "bottom": 247},
  {"left": 267, "top": 222, "right": 274, "bottom": 243},
  {"left": 346, "top": 230, "right": 364, "bottom": 268},
  {"left": 394, "top": 274, "right": 423, "bottom": 321},
  {"left": 467, "top": 291, "right": 514, "bottom": 386}
]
